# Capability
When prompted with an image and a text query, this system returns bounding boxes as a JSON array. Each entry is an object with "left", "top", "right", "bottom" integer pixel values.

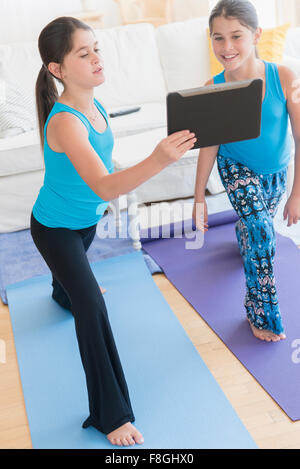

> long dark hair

[
  {"left": 209, "top": 0, "right": 259, "bottom": 57},
  {"left": 35, "top": 16, "right": 92, "bottom": 149}
]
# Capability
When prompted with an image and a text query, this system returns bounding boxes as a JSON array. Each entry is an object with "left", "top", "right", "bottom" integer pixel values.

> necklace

[
  {"left": 58, "top": 96, "right": 100, "bottom": 123},
  {"left": 81, "top": 106, "right": 98, "bottom": 123},
  {"left": 63, "top": 101, "right": 98, "bottom": 122}
]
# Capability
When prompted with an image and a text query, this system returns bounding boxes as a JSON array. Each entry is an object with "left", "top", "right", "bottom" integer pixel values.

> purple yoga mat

[{"left": 142, "top": 209, "right": 300, "bottom": 421}]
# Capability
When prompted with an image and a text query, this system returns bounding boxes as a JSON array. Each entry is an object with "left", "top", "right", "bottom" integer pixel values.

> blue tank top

[
  {"left": 33, "top": 98, "right": 114, "bottom": 229},
  {"left": 213, "top": 61, "right": 291, "bottom": 174}
]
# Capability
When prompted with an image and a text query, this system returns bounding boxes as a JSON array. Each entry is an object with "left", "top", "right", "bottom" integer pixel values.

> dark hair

[
  {"left": 35, "top": 16, "right": 93, "bottom": 148},
  {"left": 209, "top": 0, "right": 259, "bottom": 33}
]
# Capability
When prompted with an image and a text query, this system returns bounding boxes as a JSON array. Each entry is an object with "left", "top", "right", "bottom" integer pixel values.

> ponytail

[
  {"left": 35, "top": 16, "right": 93, "bottom": 150},
  {"left": 35, "top": 65, "right": 58, "bottom": 149}
]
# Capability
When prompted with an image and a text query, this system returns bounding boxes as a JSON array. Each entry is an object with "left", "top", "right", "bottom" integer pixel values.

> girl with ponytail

[{"left": 31, "top": 16, "right": 196, "bottom": 446}]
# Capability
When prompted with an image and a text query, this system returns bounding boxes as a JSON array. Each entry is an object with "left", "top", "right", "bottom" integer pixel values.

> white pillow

[
  {"left": 0, "top": 64, "right": 4, "bottom": 105},
  {"left": 156, "top": 16, "right": 211, "bottom": 93},
  {"left": 284, "top": 27, "right": 300, "bottom": 60},
  {"left": 282, "top": 54, "right": 300, "bottom": 77},
  {"left": 0, "top": 77, "right": 37, "bottom": 138},
  {"left": 93, "top": 23, "right": 167, "bottom": 107},
  {"left": 0, "top": 41, "right": 41, "bottom": 101},
  {"left": 0, "top": 41, "right": 40, "bottom": 138}
]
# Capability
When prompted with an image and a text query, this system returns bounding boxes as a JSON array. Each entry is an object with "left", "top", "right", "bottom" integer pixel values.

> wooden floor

[{"left": 1, "top": 273, "right": 300, "bottom": 449}]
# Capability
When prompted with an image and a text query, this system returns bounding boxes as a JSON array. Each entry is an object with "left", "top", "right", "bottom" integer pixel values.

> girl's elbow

[
  {"left": 96, "top": 181, "right": 118, "bottom": 202},
  {"left": 97, "top": 187, "right": 110, "bottom": 202},
  {"left": 94, "top": 176, "right": 110, "bottom": 201},
  {"left": 95, "top": 174, "right": 121, "bottom": 201}
]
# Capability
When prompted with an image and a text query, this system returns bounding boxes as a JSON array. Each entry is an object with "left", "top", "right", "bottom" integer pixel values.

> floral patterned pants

[{"left": 217, "top": 154, "right": 288, "bottom": 334}]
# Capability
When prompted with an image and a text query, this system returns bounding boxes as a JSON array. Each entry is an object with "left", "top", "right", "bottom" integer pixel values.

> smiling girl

[
  {"left": 31, "top": 16, "right": 196, "bottom": 447},
  {"left": 193, "top": 0, "right": 300, "bottom": 342}
]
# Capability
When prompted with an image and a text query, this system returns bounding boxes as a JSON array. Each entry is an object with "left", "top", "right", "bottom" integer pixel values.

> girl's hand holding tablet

[{"left": 151, "top": 130, "right": 197, "bottom": 167}]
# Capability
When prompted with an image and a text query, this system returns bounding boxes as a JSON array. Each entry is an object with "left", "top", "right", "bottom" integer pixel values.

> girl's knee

[
  {"left": 243, "top": 215, "right": 274, "bottom": 239},
  {"left": 72, "top": 292, "right": 107, "bottom": 319}
]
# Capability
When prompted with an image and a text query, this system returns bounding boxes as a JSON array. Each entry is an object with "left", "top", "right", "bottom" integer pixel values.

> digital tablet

[{"left": 167, "top": 78, "right": 263, "bottom": 149}]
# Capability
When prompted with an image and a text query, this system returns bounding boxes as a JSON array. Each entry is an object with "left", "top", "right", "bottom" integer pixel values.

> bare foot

[
  {"left": 99, "top": 286, "right": 106, "bottom": 294},
  {"left": 248, "top": 319, "right": 286, "bottom": 342},
  {"left": 107, "top": 422, "right": 144, "bottom": 447}
]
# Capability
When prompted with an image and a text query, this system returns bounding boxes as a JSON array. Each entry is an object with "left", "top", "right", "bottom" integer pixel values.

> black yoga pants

[{"left": 30, "top": 211, "right": 135, "bottom": 435}]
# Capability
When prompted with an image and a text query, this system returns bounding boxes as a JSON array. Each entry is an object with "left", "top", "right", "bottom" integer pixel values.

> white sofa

[{"left": 0, "top": 17, "right": 300, "bottom": 233}]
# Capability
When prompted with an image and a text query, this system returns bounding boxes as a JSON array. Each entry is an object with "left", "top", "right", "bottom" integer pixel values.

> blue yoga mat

[
  {"left": 0, "top": 210, "right": 161, "bottom": 305},
  {"left": 7, "top": 251, "right": 256, "bottom": 449}
]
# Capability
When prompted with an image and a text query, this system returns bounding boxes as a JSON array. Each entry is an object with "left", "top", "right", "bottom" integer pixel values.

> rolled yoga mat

[
  {"left": 6, "top": 251, "right": 256, "bottom": 449},
  {"left": 142, "top": 210, "right": 300, "bottom": 422}
]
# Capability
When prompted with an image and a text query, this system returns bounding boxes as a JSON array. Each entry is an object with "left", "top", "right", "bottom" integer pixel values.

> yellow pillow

[{"left": 207, "top": 23, "right": 290, "bottom": 77}]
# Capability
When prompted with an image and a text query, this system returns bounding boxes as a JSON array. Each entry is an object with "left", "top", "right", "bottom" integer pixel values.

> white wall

[
  {"left": 0, "top": 0, "right": 297, "bottom": 45},
  {"left": 0, "top": 0, "right": 210, "bottom": 44},
  {"left": 172, "top": 0, "right": 210, "bottom": 22},
  {"left": 276, "top": 0, "right": 300, "bottom": 27},
  {"left": 93, "top": 0, "right": 122, "bottom": 28},
  {"left": 0, "top": 0, "right": 82, "bottom": 43}
]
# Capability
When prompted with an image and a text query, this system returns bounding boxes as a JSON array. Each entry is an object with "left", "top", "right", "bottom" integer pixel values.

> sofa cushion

[
  {"left": 113, "top": 126, "right": 225, "bottom": 200},
  {"left": 257, "top": 23, "right": 291, "bottom": 62},
  {"left": 112, "top": 127, "right": 173, "bottom": 169},
  {"left": 284, "top": 27, "right": 300, "bottom": 59},
  {"left": 0, "top": 40, "right": 41, "bottom": 101},
  {"left": 0, "top": 41, "right": 40, "bottom": 137},
  {"left": 156, "top": 16, "right": 211, "bottom": 92},
  {"left": 93, "top": 23, "right": 167, "bottom": 107},
  {"left": 282, "top": 54, "right": 300, "bottom": 76},
  {"left": 0, "top": 64, "right": 5, "bottom": 105},
  {"left": 0, "top": 130, "right": 43, "bottom": 176},
  {"left": 112, "top": 127, "right": 200, "bottom": 202},
  {"left": 0, "top": 169, "right": 44, "bottom": 233},
  {"left": 108, "top": 101, "right": 166, "bottom": 137}
]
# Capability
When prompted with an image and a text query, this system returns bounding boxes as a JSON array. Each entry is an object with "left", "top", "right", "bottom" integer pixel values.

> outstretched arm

[{"left": 51, "top": 112, "right": 196, "bottom": 201}]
